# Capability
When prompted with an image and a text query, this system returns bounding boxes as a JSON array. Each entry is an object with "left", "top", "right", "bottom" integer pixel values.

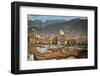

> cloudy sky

[{"left": 28, "top": 15, "right": 87, "bottom": 22}]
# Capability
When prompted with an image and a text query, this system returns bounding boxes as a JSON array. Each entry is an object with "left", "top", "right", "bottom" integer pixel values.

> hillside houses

[{"left": 28, "top": 28, "right": 87, "bottom": 61}]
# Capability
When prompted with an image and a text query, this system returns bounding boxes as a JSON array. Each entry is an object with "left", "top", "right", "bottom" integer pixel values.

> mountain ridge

[{"left": 28, "top": 18, "right": 88, "bottom": 36}]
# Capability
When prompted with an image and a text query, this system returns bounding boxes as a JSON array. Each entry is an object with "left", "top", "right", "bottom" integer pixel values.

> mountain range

[{"left": 28, "top": 18, "right": 88, "bottom": 36}]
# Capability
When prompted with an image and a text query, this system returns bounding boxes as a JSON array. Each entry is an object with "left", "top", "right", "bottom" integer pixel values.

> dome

[{"left": 60, "top": 30, "right": 64, "bottom": 35}]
